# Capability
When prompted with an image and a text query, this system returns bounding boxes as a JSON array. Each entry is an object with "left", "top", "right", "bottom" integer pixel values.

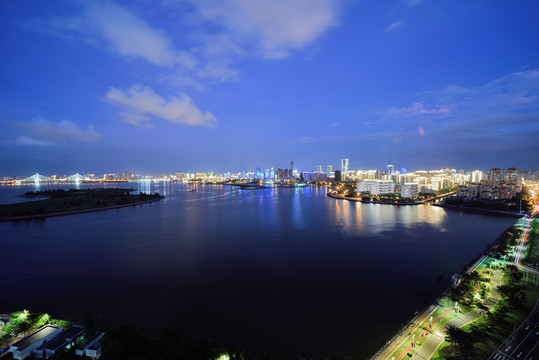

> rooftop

[
  {"left": 11, "top": 325, "right": 61, "bottom": 351},
  {"left": 36, "top": 325, "right": 84, "bottom": 351}
]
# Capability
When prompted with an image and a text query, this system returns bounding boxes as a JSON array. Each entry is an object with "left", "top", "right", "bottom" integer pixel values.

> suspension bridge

[{"left": 17, "top": 173, "right": 87, "bottom": 184}]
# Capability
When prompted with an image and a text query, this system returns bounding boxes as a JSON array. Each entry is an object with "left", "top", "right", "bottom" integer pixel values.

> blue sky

[{"left": 1, "top": 0, "right": 538, "bottom": 175}]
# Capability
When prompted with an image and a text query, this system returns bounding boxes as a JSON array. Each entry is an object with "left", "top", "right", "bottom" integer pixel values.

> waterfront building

[
  {"left": 10, "top": 325, "right": 63, "bottom": 360},
  {"left": 401, "top": 183, "right": 419, "bottom": 198},
  {"left": 327, "top": 165, "right": 332, "bottom": 175},
  {"left": 75, "top": 332, "right": 105, "bottom": 359},
  {"left": 357, "top": 180, "right": 395, "bottom": 195},
  {"left": 34, "top": 325, "right": 85, "bottom": 359},
  {"left": 317, "top": 165, "right": 322, "bottom": 173}
]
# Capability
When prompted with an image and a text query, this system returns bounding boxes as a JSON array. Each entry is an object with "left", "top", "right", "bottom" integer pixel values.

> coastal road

[
  {"left": 514, "top": 214, "right": 538, "bottom": 274},
  {"left": 486, "top": 214, "right": 539, "bottom": 360},
  {"left": 410, "top": 270, "right": 502, "bottom": 360},
  {"left": 487, "top": 299, "right": 539, "bottom": 360}
]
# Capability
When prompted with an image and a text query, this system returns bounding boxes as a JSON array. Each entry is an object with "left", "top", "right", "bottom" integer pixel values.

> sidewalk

[{"left": 410, "top": 270, "right": 502, "bottom": 360}]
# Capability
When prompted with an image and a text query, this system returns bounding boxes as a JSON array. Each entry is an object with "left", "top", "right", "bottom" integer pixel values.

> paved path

[{"left": 410, "top": 270, "right": 502, "bottom": 360}]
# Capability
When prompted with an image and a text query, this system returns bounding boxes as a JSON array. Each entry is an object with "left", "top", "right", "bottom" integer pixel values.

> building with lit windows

[
  {"left": 357, "top": 180, "right": 395, "bottom": 195},
  {"left": 401, "top": 183, "right": 419, "bottom": 198}
]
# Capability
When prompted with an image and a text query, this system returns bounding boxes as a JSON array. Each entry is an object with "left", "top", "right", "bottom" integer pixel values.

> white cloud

[
  {"left": 17, "top": 118, "right": 101, "bottom": 143},
  {"left": 16, "top": 136, "right": 52, "bottom": 146},
  {"left": 192, "top": 0, "right": 340, "bottom": 59},
  {"left": 379, "top": 69, "right": 539, "bottom": 140},
  {"left": 83, "top": 3, "right": 179, "bottom": 67},
  {"left": 384, "top": 20, "right": 403, "bottom": 33},
  {"left": 105, "top": 85, "right": 217, "bottom": 128},
  {"left": 28, "top": 1, "right": 341, "bottom": 84}
]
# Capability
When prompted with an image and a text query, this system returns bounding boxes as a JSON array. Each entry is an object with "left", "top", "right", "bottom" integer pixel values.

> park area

[{"left": 388, "top": 218, "right": 539, "bottom": 360}]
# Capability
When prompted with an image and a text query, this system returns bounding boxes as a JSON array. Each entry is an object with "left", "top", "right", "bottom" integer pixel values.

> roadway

[
  {"left": 487, "top": 299, "right": 539, "bottom": 360},
  {"left": 486, "top": 213, "right": 539, "bottom": 360}
]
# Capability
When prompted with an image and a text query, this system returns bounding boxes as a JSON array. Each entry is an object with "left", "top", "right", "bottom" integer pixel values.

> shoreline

[
  {"left": 327, "top": 191, "right": 526, "bottom": 216},
  {"left": 0, "top": 196, "right": 164, "bottom": 222},
  {"left": 369, "top": 218, "right": 527, "bottom": 359},
  {"left": 432, "top": 202, "right": 524, "bottom": 217},
  {"left": 326, "top": 191, "right": 419, "bottom": 205}
]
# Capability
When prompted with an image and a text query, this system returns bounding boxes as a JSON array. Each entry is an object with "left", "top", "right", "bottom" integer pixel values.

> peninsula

[{"left": 0, "top": 188, "right": 164, "bottom": 221}]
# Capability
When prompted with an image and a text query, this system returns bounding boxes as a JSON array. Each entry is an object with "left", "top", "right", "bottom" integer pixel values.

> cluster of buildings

[
  {"left": 456, "top": 168, "right": 522, "bottom": 201},
  {"left": 1, "top": 158, "right": 537, "bottom": 193},
  {"left": 353, "top": 166, "right": 525, "bottom": 199},
  {"left": 9, "top": 324, "right": 104, "bottom": 359}
]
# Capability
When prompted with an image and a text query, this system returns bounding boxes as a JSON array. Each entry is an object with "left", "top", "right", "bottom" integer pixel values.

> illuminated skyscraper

[
  {"left": 327, "top": 165, "right": 332, "bottom": 175},
  {"left": 341, "top": 158, "right": 349, "bottom": 172},
  {"left": 316, "top": 165, "right": 322, "bottom": 173}
]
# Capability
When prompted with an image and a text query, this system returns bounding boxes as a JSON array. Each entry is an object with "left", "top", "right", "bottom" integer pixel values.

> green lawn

[{"left": 434, "top": 269, "right": 539, "bottom": 360}]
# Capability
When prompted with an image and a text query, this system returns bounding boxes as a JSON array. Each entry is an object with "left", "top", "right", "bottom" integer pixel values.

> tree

[
  {"left": 476, "top": 303, "right": 489, "bottom": 316},
  {"left": 445, "top": 325, "right": 473, "bottom": 359}
]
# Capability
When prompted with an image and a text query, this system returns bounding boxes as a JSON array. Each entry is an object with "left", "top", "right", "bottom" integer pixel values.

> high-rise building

[
  {"left": 290, "top": 161, "right": 295, "bottom": 172},
  {"left": 327, "top": 165, "right": 333, "bottom": 175},
  {"left": 316, "top": 165, "right": 322, "bottom": 173},
  {"left": 341, "top": 158, "right": 349, "bottom": 172},
  {"left": 471, "top": 170, "right": 483, "bottom": 183},
  {"left": 387, "top": 164, "right": 394, "bottom": 175}
]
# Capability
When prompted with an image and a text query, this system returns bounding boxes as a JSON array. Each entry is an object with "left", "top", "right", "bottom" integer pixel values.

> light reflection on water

[{"left": 0, "top": 182, "right": 516, "bottom": 360}]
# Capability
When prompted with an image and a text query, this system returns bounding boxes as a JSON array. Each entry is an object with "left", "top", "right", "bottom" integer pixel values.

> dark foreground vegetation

[
  {"left": 0, "top": 310, "right": 349, "bottom": 360},
  {"left": 0, "top": 188, "right": 163, "bottom": 219}
]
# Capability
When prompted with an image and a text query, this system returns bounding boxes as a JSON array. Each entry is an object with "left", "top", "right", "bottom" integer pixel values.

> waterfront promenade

[
  {"left": 372, "top": 213, "right": 538, "bottom": 360},
  {"left": 411, "top": 270, "right": 502, "bottom": 360},
  {"left": 370, "top": 254, "right": 488, "bottom": 360}
]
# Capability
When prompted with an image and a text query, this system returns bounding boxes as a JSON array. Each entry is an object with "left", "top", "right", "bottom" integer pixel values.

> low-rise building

[
  {"left": 76, "top": 332, "right": 105, "bottom": 359},
  {"left": 34, "top": 325, "right": 85, "bottom": 359},
  {"left": 10, "top": 325, "right": 63, "bottom": 360},
  {"left": 357, "top": 180, "right": 395, "bottom": 195}
]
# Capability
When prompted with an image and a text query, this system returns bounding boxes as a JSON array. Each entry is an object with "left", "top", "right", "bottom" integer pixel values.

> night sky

[{"left": 1, "top": 1, "right": 538, "bottom": 175}]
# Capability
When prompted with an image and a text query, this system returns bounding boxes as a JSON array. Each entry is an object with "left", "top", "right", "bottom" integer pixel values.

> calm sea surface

[{"left": 0, "top": 183, "right": 516, "bottom": 359}]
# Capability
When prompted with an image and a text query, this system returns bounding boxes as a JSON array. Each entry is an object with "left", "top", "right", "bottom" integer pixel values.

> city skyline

[{"left": 1, "top": 1, "right": 539, "bottom": 174}]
